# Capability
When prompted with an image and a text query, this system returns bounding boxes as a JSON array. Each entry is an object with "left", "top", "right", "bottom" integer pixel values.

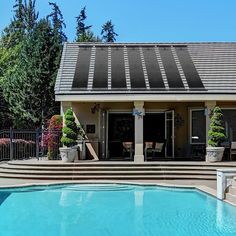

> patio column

[
  {"left": 60, "top": 101, "right": 72, "bottom": 118},
  {"left": 205, "top": 101, "right": 216, "bottom": 146},
  {"left": 134, "top": 101, "right": 145, "bottom": 163}
]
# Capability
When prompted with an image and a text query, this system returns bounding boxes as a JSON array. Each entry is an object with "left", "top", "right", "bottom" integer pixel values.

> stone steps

[
  {"left": 0, "top": 169, "right": 216, "bottom": 176},
  {"left": 0, "top": 163, "right": 219, "bottom": 171},
  {"left": 0, "top": 160, "right": 224, "bottom": 180},
  {"left": 226, "top": 176, "right": 236, "bottom": 204}
]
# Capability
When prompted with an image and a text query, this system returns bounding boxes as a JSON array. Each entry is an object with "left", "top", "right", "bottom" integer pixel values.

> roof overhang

[{"left": 55, "top": 94, "right": 236, "bottom": 102}]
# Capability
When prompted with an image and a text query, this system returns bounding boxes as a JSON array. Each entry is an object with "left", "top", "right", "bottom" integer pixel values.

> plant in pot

[
  {"left": 206, "top": 106, "right": 226, "bottom": 162},
  {"left": 60, "top": 108, "right": 78, "bottom": 162}
]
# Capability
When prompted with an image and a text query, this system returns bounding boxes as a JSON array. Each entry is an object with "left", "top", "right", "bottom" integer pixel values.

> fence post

[
  {"left": 36, "top": 128, "right": 40, "bottom": 160},
  {"left": 10, "top": 127, "right": 13, "bottom": 160}
]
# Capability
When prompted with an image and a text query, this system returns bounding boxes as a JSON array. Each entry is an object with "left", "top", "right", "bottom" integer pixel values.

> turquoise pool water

[{"left": 0, "top": 184, "right": 236, "bottom": 236}]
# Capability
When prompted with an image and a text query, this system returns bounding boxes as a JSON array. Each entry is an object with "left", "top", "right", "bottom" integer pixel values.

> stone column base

[{"left": 134, "top": 155, "right": 144, "bottom": 163}]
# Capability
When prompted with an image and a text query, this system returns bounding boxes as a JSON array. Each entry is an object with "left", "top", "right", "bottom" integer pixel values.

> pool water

[{"left": 0, "top": 184, "right": 236, "bottom": 236}]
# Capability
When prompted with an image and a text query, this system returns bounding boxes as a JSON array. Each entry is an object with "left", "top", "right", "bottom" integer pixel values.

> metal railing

[{"left": 0, "top": 128, "right": 62, "bottom": 161}]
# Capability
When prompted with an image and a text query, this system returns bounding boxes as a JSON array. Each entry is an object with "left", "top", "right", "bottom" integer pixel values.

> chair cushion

[
  {"left": 154, "top": 142, "right": 164, "bottom": 152},
  {"left": 145, "top": 142, "right": 153, "bottom": 149}
]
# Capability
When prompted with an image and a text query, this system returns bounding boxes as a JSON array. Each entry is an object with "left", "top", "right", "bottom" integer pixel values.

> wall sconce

[
  {"left": 174, "top": 113, "right": 184, "bottom": 128},
  {"left": 91, "top": 103, "right": 100, "bottom": 114}
]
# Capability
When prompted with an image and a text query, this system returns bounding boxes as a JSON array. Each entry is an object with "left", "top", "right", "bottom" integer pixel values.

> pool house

[{"left": 55, "top": 42, "right": 236, "bottom": 162}]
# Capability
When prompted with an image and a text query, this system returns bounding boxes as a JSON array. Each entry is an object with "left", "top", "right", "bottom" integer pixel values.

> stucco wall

[{"left": 72, "top": 101, "right": 209, "bottom": 158}]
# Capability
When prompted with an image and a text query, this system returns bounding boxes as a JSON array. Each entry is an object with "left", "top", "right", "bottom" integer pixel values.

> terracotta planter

[
  {"left": 59, "top": 146, "right": 78, "bottom": 163},
  {"left": 206, "top": 147, "right": 225, "bottom": 162}
]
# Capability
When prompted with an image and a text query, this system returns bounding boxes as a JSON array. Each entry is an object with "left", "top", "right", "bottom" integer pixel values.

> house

[{"left": 55, "top": 42, "right": 236, "bottom": 162}]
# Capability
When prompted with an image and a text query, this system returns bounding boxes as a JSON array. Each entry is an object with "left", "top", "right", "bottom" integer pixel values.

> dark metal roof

[{"left": 55, "top": 42, "right": 236, "bottom": 95}]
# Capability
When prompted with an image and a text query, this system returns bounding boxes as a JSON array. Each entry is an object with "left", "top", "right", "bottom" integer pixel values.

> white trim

[
  {"left": 145, "top": 109, "right": 168, "bottom": 113},
  {"left": 56, "top": 94, "right": 236, "bottom": 102},
  {"left": 165, "top": 110, "right": 175, "bottom": 158},
  {"left": 108, "top": 109, "right": 132, "bottom": 114},
  {"left": 189, "top": 108, "right": 206, "bottom": 145}
]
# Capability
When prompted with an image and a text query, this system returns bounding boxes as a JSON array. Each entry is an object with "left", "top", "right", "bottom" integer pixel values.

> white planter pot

[
  {"left": 206, "top": 147, "right": 225, "bottom": 162},
  {"left": 59, "top": 146, "right": 77, "bottom": 163}
]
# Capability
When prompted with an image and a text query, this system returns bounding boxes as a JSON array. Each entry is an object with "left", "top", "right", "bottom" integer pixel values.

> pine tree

[
  {"left": 47, "top": 2, "right": 67, "bottom": 44},
  {"left": 23, "top": 0, "right": 38, "bottom": 32},
  {"left": 75, "top": 7, "right": 101, "bottom": 42},
  {"left": 3, "top": 19, "right": 58, "bottom": 127},
  {"left": 47, "top": 2, "right": 67, "bottom": 84},
  {"left": 2, "top": 0, "right": 25, "bottom": 47},
  {"left": 101, "top": 20, "right": 118, "bottom": 42}
]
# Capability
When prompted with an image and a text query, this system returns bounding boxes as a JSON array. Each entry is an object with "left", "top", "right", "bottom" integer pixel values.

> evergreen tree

[
  {"left": 208, "top": 106, "right": 226, "bottom": 147},
  {"left": 47, "top": 2, "right": 67, "bottom": 44},
  {"left": 101, "top": 20, "right": 118, "bottom": 42},
  {"left": 76, "top": 7, "right": 91, "bottom": 40},
  {"left": 1, "top": 0, "right": 25, "bottom": 47},
  {"left": 23, "top": 0, "right": 38, "bottom": 32},
  {"left": 75, "top": 7, "right": 101, "bottom": 42},
  {"left": 47, "top": 2, "right": 67, "bottom": 84},
  {"left": 3, "top": 19, "right": 58, "bottom": 127},
  {"left": 61, "top": 108, "right": 78, "bottom": 147}
]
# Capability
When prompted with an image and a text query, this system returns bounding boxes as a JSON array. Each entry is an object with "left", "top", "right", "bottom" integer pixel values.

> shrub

[
  {"left": 61, "top": 108, "right": 78, "bottom": 147},
  {"left": 208, "top": 106, "right": 226, "bottom": 147},
  {"left": 47, "top": 115, "right": 63, "bottom": 160}
]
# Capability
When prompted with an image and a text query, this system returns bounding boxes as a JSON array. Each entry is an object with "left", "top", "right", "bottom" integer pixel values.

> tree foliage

[
  {"left": 75, "top": 6, "right": 101, "bottom": 42},
  {"left": 101, "top": 20, "right": 118, "bottom": 42},
  {"left": 3, "top": 19, "right": 58, "bottom": 127},
  {"left": 208, "top": 106, "right": 226, "bottom": 147},
  {"left": 0, "top": 1, "right": 119, "bottom": 129},
  {"left": 1, "top": 1, "right": 66, "bottom": 128}
]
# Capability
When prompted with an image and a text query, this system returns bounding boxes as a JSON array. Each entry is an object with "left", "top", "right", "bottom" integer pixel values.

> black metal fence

[{"left": 0, "top": 129, "right": 62, "bottom": 162}]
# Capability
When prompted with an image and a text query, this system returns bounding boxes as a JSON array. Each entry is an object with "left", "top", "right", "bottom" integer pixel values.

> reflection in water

[
  {"left": 216, "top": 199, "right": 224, "bottom": 230},
  {"left": 134, "top": 190, "right": 144, "bottom": 235},
  {"left": 0, "top": 192, "right": 11, "bottom": 206}
]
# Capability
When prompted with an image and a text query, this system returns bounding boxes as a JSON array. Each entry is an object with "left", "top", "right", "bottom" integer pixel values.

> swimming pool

[{"left": 0, "top": 184, "right": 236, "bottom": 236}]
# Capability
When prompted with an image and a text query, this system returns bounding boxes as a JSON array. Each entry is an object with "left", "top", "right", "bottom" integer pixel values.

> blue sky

[{"left": 0, "top": 0, "right": 236, "bottom": 42}]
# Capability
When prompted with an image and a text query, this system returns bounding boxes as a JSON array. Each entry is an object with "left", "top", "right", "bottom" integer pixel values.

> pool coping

[{"left": 0, "top": 180, "right": 217, "bottom": 198}]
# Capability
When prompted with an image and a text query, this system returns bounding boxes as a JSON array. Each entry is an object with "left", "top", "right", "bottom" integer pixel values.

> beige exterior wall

[{"left": 69, "top": 101, "right": 236, "bottom": 158}]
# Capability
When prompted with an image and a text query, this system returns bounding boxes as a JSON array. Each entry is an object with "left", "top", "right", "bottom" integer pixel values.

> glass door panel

[{"left": 165, "top": 110, "right": 174, "bottom": 158}]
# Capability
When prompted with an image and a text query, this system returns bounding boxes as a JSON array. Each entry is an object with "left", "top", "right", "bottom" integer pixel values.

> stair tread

[
  {"left": 7, "top": 161, "right": 236, "bottom": 167},
  {"left": 0, "top": 169, "right": 216, "bottom": 175},
  {"left": 0, "top": 164, "right": 218, "bottom": 171},
  {"left": 0, "top": 173, "right": 216, "bottom": 179}
]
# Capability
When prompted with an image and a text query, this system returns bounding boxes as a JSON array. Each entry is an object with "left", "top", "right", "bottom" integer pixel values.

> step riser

[
  {"left": 228, "top": 186, "right": 236, "bottom": 195},
  {"left": 0, "top": 167, "right": 218, "bottom": 171},
  {"left": 0, "top": 175, "right": 216, "bottom": 180},
  {"left": 232, "top": 181, "right": 236, "bottom": 188},
  {"left": 0, "top": 171, "right": 216, "bottom": 176},
  {"left": 7, "top": 163, "right": 236, "bottom": 168},
  {"left": 226, "top": 193, "right": 236, "bottom": 205}
]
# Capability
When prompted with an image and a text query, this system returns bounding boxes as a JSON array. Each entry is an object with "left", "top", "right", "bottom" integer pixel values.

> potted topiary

[
  {"left": 206, "top": 106, "right": 226, "bottom": 162},
  {"left": 60, "top": 108, "right": 78, "bottom": 162}
]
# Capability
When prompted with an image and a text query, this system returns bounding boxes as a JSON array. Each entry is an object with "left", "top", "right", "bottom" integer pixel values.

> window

[
  {"left": 190, "top": 109, "right": 206, "bottom": 144},
  {"left": 222, "top": 109, "right": 236, "bottom": 141}
]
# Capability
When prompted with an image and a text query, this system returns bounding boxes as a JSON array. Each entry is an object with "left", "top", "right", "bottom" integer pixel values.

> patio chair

[
  {"left": 190, "top": 144, "right": 206, "bottom": 160},
  {"left": 230, "top": 142, "right": 236, "bottom": 161},
  {"left": 144, "top": 142, "right": 154, "bottom": 161},
  {"left": 152, "top": 141, "right": 166, "bottom": 159},
  {"left": 122, "top": 142, "right": 134, "bottom": 160}
]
